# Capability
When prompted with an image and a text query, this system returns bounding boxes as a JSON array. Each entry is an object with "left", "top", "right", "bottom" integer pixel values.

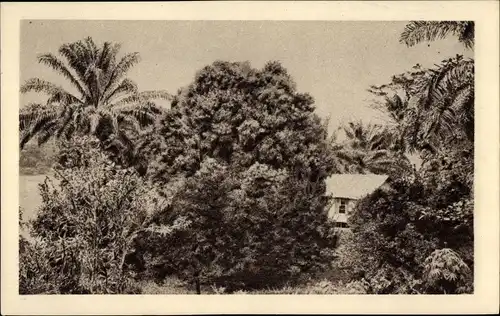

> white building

[{"left": 325, "top": 174, "right": 390, "bottom": 228}]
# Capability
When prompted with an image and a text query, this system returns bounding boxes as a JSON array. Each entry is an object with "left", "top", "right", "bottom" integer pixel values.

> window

[
  {"left": 339, "top": 199, "right": 347, "bottom": 214},
  {"left": 335, "top": 222, "right": 348, "bottom": 228}
]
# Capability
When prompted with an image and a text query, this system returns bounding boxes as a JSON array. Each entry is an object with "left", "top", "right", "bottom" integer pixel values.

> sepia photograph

[
  {"left": 17, "top": 19, "right": 476, "bottom": 296},
  {"left": 2, "top": 1, "right": 499, "bottom": 315}
]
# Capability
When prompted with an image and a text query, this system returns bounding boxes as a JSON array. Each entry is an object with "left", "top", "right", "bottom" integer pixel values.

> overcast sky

[{"left": 20, "top": 20, "right": 472, "bottom": 133}]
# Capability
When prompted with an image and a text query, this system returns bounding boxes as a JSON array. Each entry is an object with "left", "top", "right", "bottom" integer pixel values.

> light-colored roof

[{"left": 326, "top": 174, "right": 389, "bottom": 199}]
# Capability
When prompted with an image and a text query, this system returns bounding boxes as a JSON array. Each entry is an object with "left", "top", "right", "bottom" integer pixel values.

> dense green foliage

[
  {"left": 422, "top": 248, "right": 472, "bottom": 294},
  {"left": 344, "top": 171, "right": 473, "bottom": 293},
  {"left": 369, "top": 55, "right": 474, "bottom": 157},
  {"left": 140, "top": 60, "right": 336, "bottom": 181}
]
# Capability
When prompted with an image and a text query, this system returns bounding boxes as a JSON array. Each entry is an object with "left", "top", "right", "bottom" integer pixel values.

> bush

[
  {"left": 343, "top": 167, "right": 473, "bottom": 294},
  {"left": 422, "top": 248, "right": 472, "bottom": 294},
  {"left": 19, "top": 136, "right": 169, "bottom": 294}
]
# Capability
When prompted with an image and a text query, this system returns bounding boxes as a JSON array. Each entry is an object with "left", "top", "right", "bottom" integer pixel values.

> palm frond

[
  {"left": 400, "top": 21, "right": 474, "bottom": 49},
  {"left": 20, "top": 106, "right": 60, "bottom": 149},
  {"left": 101, "top": 52, "right": 141, "bottom": 100},
  {"left": 367, "top": 149, "right": 391, "bottom": 161},
  {"left": 21, "top": 78, "right": 82, "bottom": 104},
  {"left": 56, "top": 105, "right": 77, "bottom": 138},
  {"left": 96, "top": 42, "right": 121, "bottom": 93},
  {"left": 45, "top": 92, "right": 83, "bottom": 107},
  {"left": 458, "top": 22, "right": 475, "bottom": 49},
  {"left": 20, "top": 103, "right": 59, "bottom": 131},
  {"left": 36, "top": 121, "right": 59, "bottom": 146},
  {"left": 115, "top": 102, "right": 165, "bottom": 128},
  {"left": 58, "top": 42, "right": 93, "bottom": 89},
  {"left": 112, "top": 90, "right": 173, "bottom": 107},
  {"left": 98, "top": 42, "right": 121, "bottom": 71},
  {"left": 84, "top": 37, "right": 99, "bottom": 60},
  {"left": 102, "top": 78, "right": 139, "bottom": 106},
  {"left": 407, "top": 58, "right": 474, "bottom": 149},
  {"left": 37, "top": 53, "right": 87, "bottom": 97}
]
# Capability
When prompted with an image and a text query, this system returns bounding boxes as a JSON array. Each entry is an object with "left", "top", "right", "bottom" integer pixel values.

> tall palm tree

[
  {"left": 379, "top": 56, "right": 474, "bottom": 159},
  {"left": 400, "top": 21, "right": 474, "bottom": 50},
  {"left": 20, "top": 37, "right": 172, "bottom": 159},
  {"left": 335, "top": 121, "right": 412, "bottom": 176}
]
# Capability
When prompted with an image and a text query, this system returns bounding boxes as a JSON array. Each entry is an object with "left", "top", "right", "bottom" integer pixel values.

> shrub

[
  {"left": 19, "top": 136, "right": 171, "bottom": 294},
  {"left": 344, "top": 172, "right": 473, "bottom": 294},
  {"left": 19, "top": 233, "right": 86, "bottom": 294},
  {"left": 422, "top": 248, "right": 472, "bottom": 294}
]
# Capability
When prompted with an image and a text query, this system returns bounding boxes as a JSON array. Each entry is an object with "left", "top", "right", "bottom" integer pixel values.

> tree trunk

[{"left": 194, "top": 272, "right": 201, "bottom": 294}]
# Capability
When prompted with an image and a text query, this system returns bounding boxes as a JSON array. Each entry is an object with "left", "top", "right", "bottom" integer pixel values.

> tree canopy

[{"left": 142, "top": 60, "right": 336, "bottom": 184}]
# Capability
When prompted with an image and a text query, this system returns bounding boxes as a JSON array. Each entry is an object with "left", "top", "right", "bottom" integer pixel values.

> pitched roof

[{"left": 326, "top": 174, "right": 389, "bottom": 200}]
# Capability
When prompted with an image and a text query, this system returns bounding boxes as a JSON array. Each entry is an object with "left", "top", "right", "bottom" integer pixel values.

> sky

[{"left": 20, "top": 20, "right": 473, "bottom": 134}]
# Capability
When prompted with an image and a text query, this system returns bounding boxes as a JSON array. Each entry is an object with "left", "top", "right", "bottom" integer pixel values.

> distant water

[{"left": 19, "top": 174, "right": 51, "bottom": 222}]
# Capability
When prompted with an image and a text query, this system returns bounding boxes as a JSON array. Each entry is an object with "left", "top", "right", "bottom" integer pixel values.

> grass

[{"left": 135, "top": 276, "right": 368, "bottom": 294}]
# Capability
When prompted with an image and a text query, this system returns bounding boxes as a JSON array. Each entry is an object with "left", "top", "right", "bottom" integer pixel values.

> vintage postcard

[{"left": 1, "top": 1, "right": 499, "bottom": 315}]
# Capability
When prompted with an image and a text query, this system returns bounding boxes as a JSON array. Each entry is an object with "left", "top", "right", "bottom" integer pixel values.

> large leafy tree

[
  {"left": 19, "top": 37, "right": 172, "bottom": 163},
  {"left": 139, "top": 159, "right": 337, "bottom": 292},
  {"left": 400, "top": 21, "right": 474, "bottom": 49},
  {"left": 135, "top": 61, "right": 338, "bottom": 291},
  {"left": 143, "top": 60, "right": 337, "bottom": 183}
]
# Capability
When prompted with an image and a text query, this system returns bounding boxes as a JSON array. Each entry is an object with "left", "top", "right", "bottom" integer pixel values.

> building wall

[{"left": 328, "top": 197, "right": 357, "bottom": 225}]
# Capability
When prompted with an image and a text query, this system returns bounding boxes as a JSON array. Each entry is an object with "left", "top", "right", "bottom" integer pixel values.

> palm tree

[
  {"left": 372, "top": 53, "right": 474, "bottom": 158},
  {"left": 19, "top": 37, "right": 172, "bottom": 160},
  {"left": 335, "top": 121, "right": 412, "bottom": 176},
  {"left": 400, "top": 21, "right": 474, "bottom": 50},
  {"left": 379, "top": 56, "right": 474, "bottom": 158},
  {"left": 410, "top": 56, "right": 473, "bottom": 148}
]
